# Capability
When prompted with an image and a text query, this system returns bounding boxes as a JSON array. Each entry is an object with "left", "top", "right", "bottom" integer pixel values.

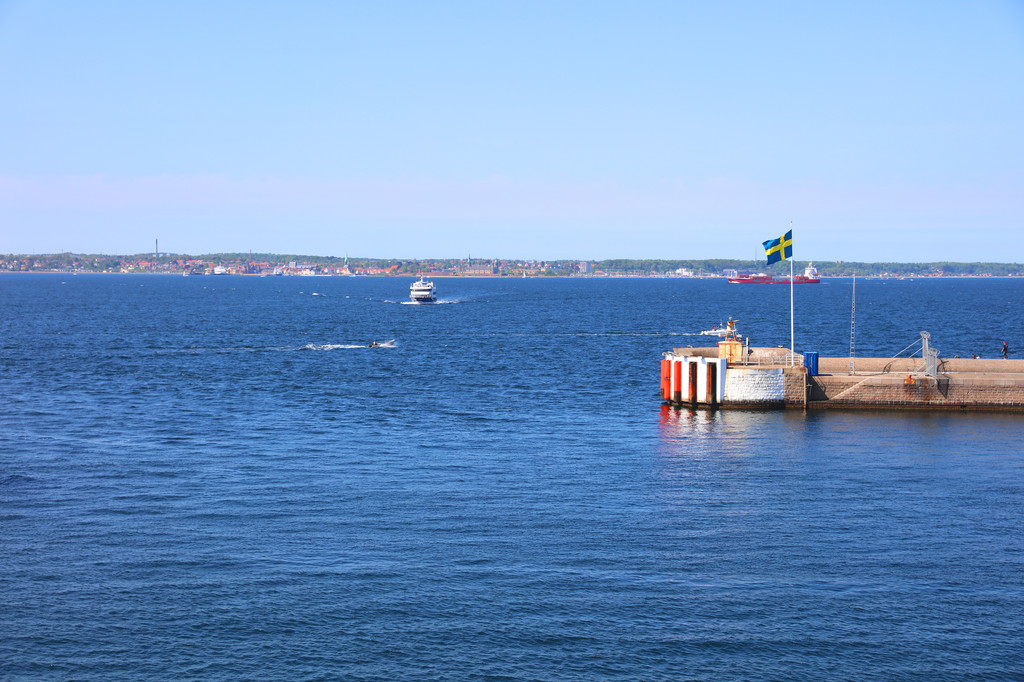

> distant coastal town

[{"left": 2, "top": 252, "right": 1022, "bottom": 278}]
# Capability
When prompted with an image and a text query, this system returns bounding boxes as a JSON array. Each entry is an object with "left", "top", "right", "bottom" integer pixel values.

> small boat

[
  {"left": 729, "top": 263, "right": 820, "bottom": 284},
  {"left": 700, "top": 317, "right": 741, "bottom": 339},
  {"left": 409, "top": 277, "right": 437, "bottom": 303}
]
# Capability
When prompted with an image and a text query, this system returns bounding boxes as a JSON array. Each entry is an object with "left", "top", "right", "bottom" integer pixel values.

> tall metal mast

[
  {"left": 849, "top": 273, "right": 856, "bottom": 374},
  {"left": 789, "top": 221, "right": 794, "bottom": 366}
]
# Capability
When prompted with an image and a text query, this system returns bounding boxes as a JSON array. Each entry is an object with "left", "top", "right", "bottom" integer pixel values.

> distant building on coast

[{"left": 459, "top": 260, "right": 496, "bottom": 276}]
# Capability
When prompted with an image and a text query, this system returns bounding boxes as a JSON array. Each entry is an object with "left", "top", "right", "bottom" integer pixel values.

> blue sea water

[{"left": 1, "top": 273, "right": 1022, "bottom": 680}]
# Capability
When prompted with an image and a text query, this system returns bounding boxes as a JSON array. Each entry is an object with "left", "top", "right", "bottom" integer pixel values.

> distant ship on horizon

[{"left": 728, "top": 263, "right": 820, "bottom": 284}]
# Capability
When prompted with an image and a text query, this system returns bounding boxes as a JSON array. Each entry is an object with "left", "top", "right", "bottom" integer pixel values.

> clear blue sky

[{"left": 1, "top": 1, "right": 1022, "bottom": 261}]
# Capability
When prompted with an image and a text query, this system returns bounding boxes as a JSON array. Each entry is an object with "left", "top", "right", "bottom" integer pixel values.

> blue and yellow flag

[{"left": 763, "top": 230, "right": 793, "bottom": 265}]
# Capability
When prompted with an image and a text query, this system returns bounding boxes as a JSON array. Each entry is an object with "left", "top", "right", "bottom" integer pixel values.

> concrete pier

[{"left": 664, "top": 348, "right": 1024, "bottom": 411}]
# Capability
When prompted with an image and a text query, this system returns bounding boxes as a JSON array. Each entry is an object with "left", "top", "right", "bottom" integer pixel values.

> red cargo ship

[{"left": 728, "top": 263, "right": 820, "bottom": 284}]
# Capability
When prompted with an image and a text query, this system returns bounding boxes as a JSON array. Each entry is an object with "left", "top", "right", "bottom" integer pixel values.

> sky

[{"left": 1, "top": 1, "right": 1022, "bottom": 262}]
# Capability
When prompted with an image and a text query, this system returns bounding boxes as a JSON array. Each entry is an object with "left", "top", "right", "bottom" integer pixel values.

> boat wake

[
  {"left": 301, "top": 339, "right": 396, "bottom": 351},
  {"left": 301, "top": 343, "right": 365, "bottom": 350}
]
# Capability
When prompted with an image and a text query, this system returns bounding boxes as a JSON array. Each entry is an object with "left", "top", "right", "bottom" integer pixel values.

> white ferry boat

[{"left": 409, "top": 277, "right": 437, "bottom": 303}]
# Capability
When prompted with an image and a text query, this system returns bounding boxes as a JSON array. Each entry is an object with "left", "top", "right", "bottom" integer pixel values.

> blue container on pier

[{"left": 804, "top": 351, "right": 819, "bottom": 376}]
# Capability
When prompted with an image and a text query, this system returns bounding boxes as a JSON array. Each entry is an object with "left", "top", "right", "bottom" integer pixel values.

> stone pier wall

[
  {"left": 808, "top": 373, "right": 1024, "bottom": 410},
  {"left": 809, "top": 358, "right": 1024, "bottom": 410},
  {"left": 722, "top": 367, "right": 785, "bottom": 406}
]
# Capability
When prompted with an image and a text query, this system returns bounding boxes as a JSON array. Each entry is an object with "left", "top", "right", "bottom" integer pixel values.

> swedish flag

[{"left": 763, "top": 230, "right": 793, "bottom": 265}]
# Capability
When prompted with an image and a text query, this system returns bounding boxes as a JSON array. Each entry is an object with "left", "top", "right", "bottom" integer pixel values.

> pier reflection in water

[{"left": 656, "top": 404, "right": 812, "bottom": 459}]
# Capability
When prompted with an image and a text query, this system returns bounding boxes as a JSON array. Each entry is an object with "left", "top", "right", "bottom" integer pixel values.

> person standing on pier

[{"left": 1002, "top": 341, "right": 1009, "bottom": 359}]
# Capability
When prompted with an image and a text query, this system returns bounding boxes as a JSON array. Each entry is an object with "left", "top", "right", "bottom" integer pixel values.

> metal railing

[
  {"left": 669, "top": 348, "right": 804, "bottom": 368},
  {"left": 734, "top": 349, "right": 804, "bottom": 368}
]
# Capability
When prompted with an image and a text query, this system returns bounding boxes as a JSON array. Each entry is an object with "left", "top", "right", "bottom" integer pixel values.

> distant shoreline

[
  {"left": 4, "top": 271, "right": 1022, "bottom": 280},
  {"left": 5, "top": 254, "right": 1022, "bottom": 278}
]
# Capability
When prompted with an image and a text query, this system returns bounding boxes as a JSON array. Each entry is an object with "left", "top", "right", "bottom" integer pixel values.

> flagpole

[{"left": 789, "top": 221, "right": 794, "bottom": 367}]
